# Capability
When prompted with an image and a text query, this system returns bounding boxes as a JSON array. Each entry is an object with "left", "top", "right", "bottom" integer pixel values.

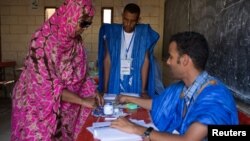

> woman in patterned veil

[{"left": 11, "top": 0, "right": 102, "bottom": 140}]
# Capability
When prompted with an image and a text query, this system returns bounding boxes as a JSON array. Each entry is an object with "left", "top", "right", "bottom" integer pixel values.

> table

[
  {"left": 0, "top": 61, "right": 16, "bottom": 80},
  {"left": 0, "top": 61, "right": 16, "bottom": 97},
  {"left": 76, "top": 108, "right": 151, "bottom": 141}
]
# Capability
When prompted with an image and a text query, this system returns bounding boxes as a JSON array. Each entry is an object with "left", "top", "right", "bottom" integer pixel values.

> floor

[{"left": 0, "top": 97, "right": 11, "bottom": 141}]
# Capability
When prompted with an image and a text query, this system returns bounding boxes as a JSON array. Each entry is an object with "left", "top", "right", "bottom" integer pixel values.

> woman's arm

[{"left": 61, "top": 89, "right": 97, "bottom": 108}]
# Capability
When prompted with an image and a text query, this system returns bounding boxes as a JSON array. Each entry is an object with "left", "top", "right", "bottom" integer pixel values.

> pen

[
  {"left": 105, "top": 117, "right": 117, "bottom": 121},
  {"left": 94, "top": 125, "right": 110, "bottom": 129}
]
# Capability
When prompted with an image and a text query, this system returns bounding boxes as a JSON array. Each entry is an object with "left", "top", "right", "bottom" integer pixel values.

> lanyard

[{"left": 122, "top": 30, "right": 135, "bottom": 59}]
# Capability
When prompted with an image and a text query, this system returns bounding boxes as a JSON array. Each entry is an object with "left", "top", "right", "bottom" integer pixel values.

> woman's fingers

[
  {"left": 82, "top": 98, "right": 97, "bottom": 108},
  {"left": 95, "top": 94, "right": 104, "bottom": 106}
]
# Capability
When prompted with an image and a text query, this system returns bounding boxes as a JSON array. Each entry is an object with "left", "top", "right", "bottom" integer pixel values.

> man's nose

[{"left": 125, "top": 21, "right": 132, "bottom": 26}]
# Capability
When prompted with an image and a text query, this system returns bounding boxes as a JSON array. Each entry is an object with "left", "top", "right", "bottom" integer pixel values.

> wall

[
  {"left": 0, "top": 0, "right": 64, "bottom": 67},
  {"left": 163, "top": 0, "right": 250, "bottom": 104},
  {"left": 0, "top": 0, "right": 164, "bottom": 67}
]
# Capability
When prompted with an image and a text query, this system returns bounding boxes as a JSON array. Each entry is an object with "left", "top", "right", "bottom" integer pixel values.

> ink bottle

[{"left": 104, "top": 102, "right": 114, "bottom": 115}]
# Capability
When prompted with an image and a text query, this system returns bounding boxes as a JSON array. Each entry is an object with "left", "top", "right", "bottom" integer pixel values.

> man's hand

[
  {"left": 111, "top": 117, "right": 137, "bottom": 134},
  {"left": 111, "top": 117, "right": 147, "bottom": 137},
  {"left": 116, "top": 95, "right": 131, "bottom": 104}
]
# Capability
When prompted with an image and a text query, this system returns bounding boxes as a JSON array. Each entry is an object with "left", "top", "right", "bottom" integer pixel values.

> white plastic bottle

[{"left": 104, "top": 102, "right": 113, "bottom": 115}]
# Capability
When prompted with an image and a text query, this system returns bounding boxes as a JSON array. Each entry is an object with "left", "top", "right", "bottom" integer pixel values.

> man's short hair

[
  {"left": 123, "top": 3, "right": 141, "bottom": 16},
  {"left": 169, "top": 31, "right": 209, "bottom": 70}
]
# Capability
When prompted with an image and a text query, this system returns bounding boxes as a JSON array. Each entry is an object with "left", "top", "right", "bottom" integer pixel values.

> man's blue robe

[
  {"left": 98, "top": 23, "right": 159, "bottom": 97},
  {"left": 151, "top": 80, "right": 239, "bottom": 134}
]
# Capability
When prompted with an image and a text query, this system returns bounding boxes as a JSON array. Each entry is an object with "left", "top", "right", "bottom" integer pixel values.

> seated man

[
  {"left": 98, "top": 3, "right": 161, "bottom": 98},
  {"left": 111, "top": 31, "right": 239, "bottom": 141}
]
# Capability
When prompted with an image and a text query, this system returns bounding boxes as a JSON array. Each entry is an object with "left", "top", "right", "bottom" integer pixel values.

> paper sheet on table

[
  {"left": 94, "top": 127, "right": 142, "bottom": 141},
  {"left": 87, "top": 120, "right": 145, "bottom": 134},
  {"left": 87, "top": 119, "right": 156, "bottom": 141}
]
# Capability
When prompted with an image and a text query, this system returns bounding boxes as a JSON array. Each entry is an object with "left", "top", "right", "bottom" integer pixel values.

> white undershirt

[
  {"left": 120, "top": 31, "right": 134, "bottom": 82},
  {"left": 120, "top": 31, "right": 134, "bottom": 59}
]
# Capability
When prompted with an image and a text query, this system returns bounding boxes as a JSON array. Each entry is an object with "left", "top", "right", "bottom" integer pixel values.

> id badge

[{"left": 121, "top": 59, "right": 132, "bottom": 75}]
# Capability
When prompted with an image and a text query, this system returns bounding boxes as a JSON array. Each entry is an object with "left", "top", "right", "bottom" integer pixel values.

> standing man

[
  {"left": 98, "top": 3, "right": 160, "bottom": 98},
  {"left": 111, "top": 31, "right": 239, "bottom": 141}
]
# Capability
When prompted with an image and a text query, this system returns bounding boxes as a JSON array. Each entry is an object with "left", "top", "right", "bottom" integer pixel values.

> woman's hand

[
  {"left": 95, "top": 92, "right": 104, "bottom": 106},
  {"left": 81, "top": 98, "right": 97, "bottom": 108},
  {"left": 81, "top": 91, "right": 104, "bottom": 108}
]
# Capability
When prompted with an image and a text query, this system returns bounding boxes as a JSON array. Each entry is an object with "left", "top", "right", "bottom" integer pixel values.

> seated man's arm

[
  {"left": 111, "top": 118, "right": 207, "bottom": 141},
  {"left": 103, "top": 44, "right": 110, "bottom": 93},
  {"left": 149, "top": 122, "right": 207, "bottom": 141},
  {"left": 118, "top": 95, "right": 152, "bottom": 110}
]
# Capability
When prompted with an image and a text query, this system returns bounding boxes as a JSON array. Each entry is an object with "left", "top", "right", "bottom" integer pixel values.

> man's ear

[{"left": 182, "top": 54, "right": 190, "bottom": 66}]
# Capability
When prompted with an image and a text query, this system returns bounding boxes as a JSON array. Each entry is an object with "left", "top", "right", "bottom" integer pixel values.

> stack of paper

[
  {"left": 94, "top": 127, "right": 142, "bottom": 141},
  {"left": 120, "top": 92, "right": 140, "bottom": 97},
  {"left": 87, "top": 119, "right": 157, "bottom": 141},
  {"left": 103, "top": 93, "right": 117, "bottom": 102},
  {"left": 103, "top": 93, "right": 139, "bottom": 103}
]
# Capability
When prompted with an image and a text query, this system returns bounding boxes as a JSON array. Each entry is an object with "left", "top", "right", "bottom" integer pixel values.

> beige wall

[{"left": 0, "top": 0, "right": 165, "bottom": 68}]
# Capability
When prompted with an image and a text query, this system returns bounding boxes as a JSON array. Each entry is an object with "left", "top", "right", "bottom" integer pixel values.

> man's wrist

[{"left": 132, "top": 125, "right": 147, "bottom": 136}]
